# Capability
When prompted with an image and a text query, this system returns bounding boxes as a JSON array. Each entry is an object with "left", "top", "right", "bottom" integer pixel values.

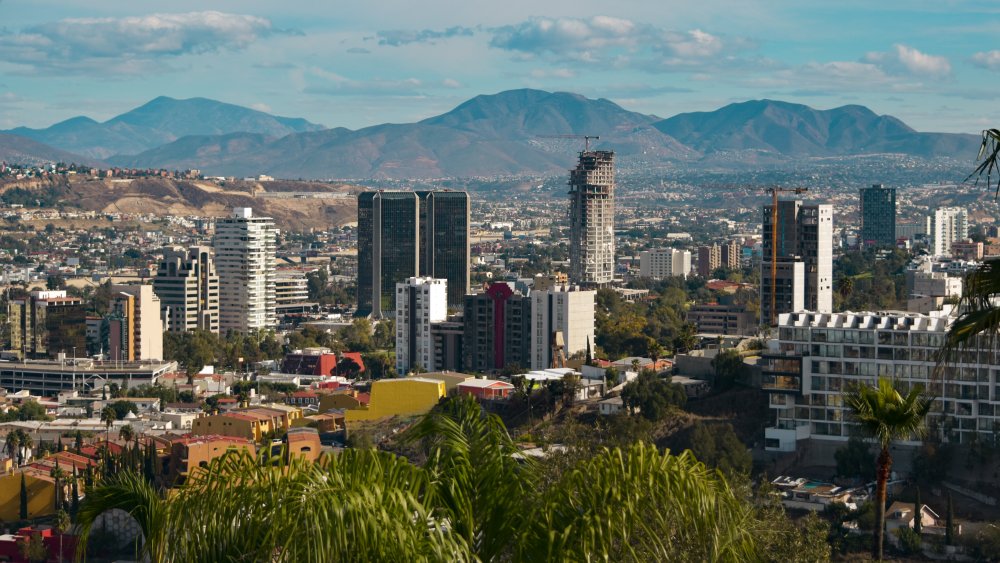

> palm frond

[
  {"left": 964, "top": 129, "right": 1000, "bottom": 199},
  {"left": 75, "top": 471, "right": 166, "bottom": 562},
  {"left": 938, "top": 258, "right": 1000, "bottom": 367},
  {"left": 844, "top": 378, "right": 931, "bottom": 449}
]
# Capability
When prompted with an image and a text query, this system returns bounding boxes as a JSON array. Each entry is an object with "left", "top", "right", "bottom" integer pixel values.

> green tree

[
  {"left": 336, "top": 357, "right": 362, "bottom": 379},
  {"left": 17, "top": 534, "right": 46, "bottom": 563},
  {"left": 5, "top": 430, "right": 20, "bottom": 467},
  {"left": 914, "top": 487, "right": 922, "bottom": 535},
  {"left": 19, "top": 473, "right": 28, "bottom": 519},
  {"left": 110, "top": 400, "right": 138, "bottom": 420},
  {"left": 688, "top": 422, "right": 751, "bottom": 478},
  {"left": 100, "top": 406, "right": 116, "bottom": 443},
  {"left": 946, "top": 492, "right": 955, "bottom": 546},
  {"left": 845, "top": 377, "right": 931, "bottom": 560},
  {"left": 119, "top": 424, "right": 135, "bottom": 443},
  {"left": 711, "top": 348, "right": 745, "bottom": 390},
  {"left": 54, "top": 508, "right": 70, "bottom": 563},
  {"left": 834, "top": 436, "right": 876, "bottom": 479},
  {"left": 621, "top": 370, "right": 686, "bottom": 422}
]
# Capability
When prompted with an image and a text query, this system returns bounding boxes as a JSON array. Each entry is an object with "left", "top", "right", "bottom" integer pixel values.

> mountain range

[{"left": 1, "top": 90, "right": 981, "bottom": 179}]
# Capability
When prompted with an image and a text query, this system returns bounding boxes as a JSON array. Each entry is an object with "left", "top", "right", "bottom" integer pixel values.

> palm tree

[
  {"left": 845, "top": 377, "right": 931, "bottom": 560},
  {"left": 17, "top": 431, "right": 32, "bottom": 467},
  {"left": 100, "top": 406, "right": 116, "bottom": 444},
  {"left": 4, "top": 430, "right": 20, "bottom": 468},
  {"left": 77, "top": 396, "right": 761, "bottom": 562},
  {"left": 54, "top": 509, "right": 70, "bottom": 563},
  {"left": 118, "top": 424, "right": 135, "bottom": 444},
  {"left": 966, "top": 128, "right": 1000, "bottom": 198}
]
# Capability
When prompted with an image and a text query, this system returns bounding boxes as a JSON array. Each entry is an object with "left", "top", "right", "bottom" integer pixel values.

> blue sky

[{"left": 0, "top": 1, "right": 997, "bottom": 133}]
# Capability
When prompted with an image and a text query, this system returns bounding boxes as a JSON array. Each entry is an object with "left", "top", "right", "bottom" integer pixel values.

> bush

[{"left": 894, "top": 526, "right": 922, "bottom": 556}]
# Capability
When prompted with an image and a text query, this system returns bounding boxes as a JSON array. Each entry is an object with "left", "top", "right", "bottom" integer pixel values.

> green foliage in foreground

[{"left": 76, "top": 397, "right": 827, "bottom": 562}]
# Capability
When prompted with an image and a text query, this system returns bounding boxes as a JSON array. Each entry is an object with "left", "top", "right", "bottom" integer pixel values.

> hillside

[
  {"left": 0, "top": 133, "right": 105, "bottom": 167},
  {"left": 6, "top": 97, "right": 325, "bottom": 159},
  {"left": 0, "top": 176, "right": 359, "bottom": 231}
]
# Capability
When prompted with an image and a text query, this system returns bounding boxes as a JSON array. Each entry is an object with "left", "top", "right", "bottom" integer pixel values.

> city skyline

[{"left": 1, "top": 2, "right": 997, "bottom": 134}]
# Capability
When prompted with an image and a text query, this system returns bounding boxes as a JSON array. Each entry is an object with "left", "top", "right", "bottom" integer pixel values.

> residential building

[
  {"left": 463, "top": 282, "right": 532, "bottom": 373},
  {"left": 165, "top": 435, "right": 256, "bottom": 484},
  {"left": 279, "top": 348, "right": 339, "bottom": 377},
  {"left": 697, "top": 245, "right": 720, "bottom": 278},
  {"left": 344, "top": 377, "right": 446, "bottom": 424},
  {"left": 395, "top": 277, "right": 448, "bottom": 374},
  {"left": 568, "top": 150, "right": 615, "bottom": 286},
  {"left": 153, "top": 246, "right": 220, "bottom": 333},
  {"left": 721, "top": 239, "right": 741, "bottom": 271},
  {"left": 639, "top": 248, "right": 691, "bottom": 279},
  {"left": 357, "top": 190, "right": 470, "bottom": 317},
  {"left": 951, "top": 239, "right": 984, "bottom": 261},
  {"left": 530, "top": 285, "right": 596, "bottom": 370},
  {"left": 214, "top": 208, "right": 277, "bottom": 332},
  {"left": 8, "top": 291, "right": 86, "bottom": 360},
  {"left": 763, "top": 309, "right": 998, "bottom": 453},
  {"left": 457, "top": 378, "right": 514, "bottom": 401},
  {"left": 108, "top": 284, "right": 163, "bottom": 361},
  {"left": 192, "top": 407, "right": 302, "bottom": 442},
  {"left": 896, "top": 222, "right": 925, "bottom": 241},
  {"left": 927, "top": 207, "right": 968, "bottom": 257},
  {"left": 430, "top": 319, "right": 464, "bottom": 372},
  {"left": 860, "top": 184, "right": 896, "bottom": 248},
  {"left": 274, "top": 273, "right": 310, "bottom": 305},
  {"left": 761, "top": 200, "right": 833, "bottom": 325},
  {"left": 687, "top": 303, "right": 756, "bottom": 336}
]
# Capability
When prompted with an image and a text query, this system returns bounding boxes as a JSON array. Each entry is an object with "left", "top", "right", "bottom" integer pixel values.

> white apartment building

[
  {"left": 763, "top": 309, "right": 998, "bottom": 452},
  {"left": 395, "top": 277, "right": 448, "bottom": 374},
  {"left": 214, "top": 208, "right": 277, "bottom": 333},
  {"left": 153, "top": 246, "right": 220, "bottom": 333},
  {"left": 274, "top": 273, "right": 310, "bottom": 305},
  {"left": 109, "top": 284, "right": 164, "bottom": 361},
  {"left": 530, "top": 285, "right": 596, "bottom": 370},
  {"left": 927, "top": 207, "right": 969, "bottom": 257},
  {"left": 639, "top": 248, "right": 691, "bottom": 279}
]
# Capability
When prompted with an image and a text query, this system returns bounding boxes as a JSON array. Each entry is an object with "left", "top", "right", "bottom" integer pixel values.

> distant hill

[
  {"left": 9, "top": 91, "right": 983, "bottom": 179},
  {"left": 5, "top": 97, "right": 325, "bottom": 159},
  {"left": 0, "top": 133, "right": 105, "bottom": 167},
  {"left": 653, "top": 99, "right": 978, "bottom": 158}
]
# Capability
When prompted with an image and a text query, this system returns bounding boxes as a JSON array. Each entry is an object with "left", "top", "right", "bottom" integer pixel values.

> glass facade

[{"left": 860, "top": 184, "right": 896, "bottom": 248}]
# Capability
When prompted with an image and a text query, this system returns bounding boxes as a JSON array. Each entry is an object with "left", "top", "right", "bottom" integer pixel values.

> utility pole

[{"left": 765, "top": 187, "right": 808, "bottom": 326}]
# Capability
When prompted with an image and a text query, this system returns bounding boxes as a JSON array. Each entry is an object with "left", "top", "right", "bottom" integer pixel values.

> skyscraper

[
  {"left": 214, "top": 208, "right": 277, "bottom": 333},
  {"left": 8, "top": 291, "right": 86, "bottom": 359},
  {"left": 568, "top": 151, "right": 615, "bottom": 286},
  {"left": 356, "top": 190, "right": 469, "bottom": 318},
  {"left": 761, "top": 200, "right": 833, "bottom": 325},
  {"left": 927, "top": 207, "right": 969, "bottom": 257},
  {"left": 697, "top": 245, "right": 721, "bottom": 278},
  {"left": 109, "top": 284, "right": 164, "bottom": 361},
  {"left": 463, "top": 282, "right": 533, "bottom": 373},
  {"left": 417, "top": 191, "right": 470, "bottom": 307},
  {"left": 154, "top": 246, "right": 220, "bottom": 334},
  {"left": 860, "top": 184, "right": 896, "bottom": 248}
]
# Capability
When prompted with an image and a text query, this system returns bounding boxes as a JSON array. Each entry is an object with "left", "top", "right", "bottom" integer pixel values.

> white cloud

[
  {"left": 971, "top": 50, "right": 1000, "bottom": 70},
  {"left": 0, "top": 11, "right": 280, "bottom": 73},
  {"left": 864, "top": 44, "right": 951, "bottom": 77}
]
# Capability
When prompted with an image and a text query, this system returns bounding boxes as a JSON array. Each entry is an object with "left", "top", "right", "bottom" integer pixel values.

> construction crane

[
  {"left": 766, "top": 187, "right": 808, "bottom": 326},
  {"left": 537, "top": 135, "right": 601, "bottom": 152}
]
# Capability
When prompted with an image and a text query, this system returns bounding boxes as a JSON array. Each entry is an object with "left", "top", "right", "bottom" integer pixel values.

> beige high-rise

[
  {"left": 215, "top": 208, "right": 277, "bottom": 333},
  {"left": 154, "top": 246, "right": 220, "bottom": 333},
  {"left": 568, "top": 151, "right": 615, "bottom": 286}
]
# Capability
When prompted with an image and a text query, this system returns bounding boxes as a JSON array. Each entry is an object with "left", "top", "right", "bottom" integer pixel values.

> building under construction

[
  {"left": 760, "top": 200, "right": 833, "bottom": 326},
  {"left": 568, "top": 151, "right": 615, "bottom": 286}
]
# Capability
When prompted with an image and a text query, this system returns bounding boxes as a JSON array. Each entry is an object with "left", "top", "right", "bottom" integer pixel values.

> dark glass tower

[
  {"left": 860, "top": 184, "right": 896, "bottom": 248},
  {"left": 356, "top": 190, "right": 469, "bottom": 317}
]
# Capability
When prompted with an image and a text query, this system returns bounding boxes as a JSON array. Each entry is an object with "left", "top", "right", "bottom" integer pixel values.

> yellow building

[
  {"left": 412, "top": 372, "right": 472, "bottom": 393},
  {"left": 191, "top": 407, "right": 303, "bottom": 442},
  {"left": 318, "top": 391, "right": 369, "bottom": 412},
  {"left": 345, "top": 378, "right": 445, "bottom": 424},
  {"left": 0, "top": 472, "right": 56, "bottom": 521}
]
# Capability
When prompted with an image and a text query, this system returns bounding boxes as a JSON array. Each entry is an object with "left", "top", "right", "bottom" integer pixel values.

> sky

[{"left": 0, "top": 1, "right": 997, "bottom": 133}]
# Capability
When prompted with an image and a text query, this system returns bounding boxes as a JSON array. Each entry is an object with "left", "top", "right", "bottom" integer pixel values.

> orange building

[{"left": 165, "top": 435, "right": 256, "bottom": 484}]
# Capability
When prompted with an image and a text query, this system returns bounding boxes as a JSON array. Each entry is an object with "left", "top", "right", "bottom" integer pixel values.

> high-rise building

[
  {"left": 418, "top": 191, "right": 470, "bottom": 308},
  {"left": 395, "top": 277, "right": 448, "bottom": 374},
  {"left": 154, "top": 246, "right": 220, "bottom": 334},
  {"left": 274, "top": 273, "right": 310, "bottom": 305},
  {"left": 463, "top": 282, "right": 533, "bottom": 373},
  {"left": 109, "top": 284, "right": 164, "bottom": 361},
  {"left": 761, "top": 200, "right": 833, "bottom": 325},
  {"left": 763, "top": 310, "right": 997, "bottom": 452},
  {"left": 357, "top": 190, "right": 469, "bottom": 317},
  {"left": 639, "top": 248, "right": 691, "bottom": 279},
  {"left": 529, "top": 285, "right": 596, "bottom": 370},
  {"left": 721, "top": 239, "right": 741, "bottom": 270},
  {"left": 568, "top": 151, "right": 615, "bottom": 286},
  {"left": 927, "top": 207, "right": 969, "bottom": 256},
  {"left": 214, "top": 208, "right": 277, "bottom": 333},
  {"left": 8, "top": 291, "right": 86, "bottom": 360},
  {"left": 860, "top": 184, "right": 896, "bottom": 248},
  {"left": 697, "top": 245, "right": 721, "bottom": 278}
]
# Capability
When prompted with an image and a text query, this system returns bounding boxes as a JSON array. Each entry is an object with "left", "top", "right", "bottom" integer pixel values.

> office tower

[
  {"left": 721, "top": 239, "right": 741, "bottom": 270},
  {"left": 764, "top": 310, "right": 996, "bottom": 452},
  {"left": 529, "top": 285, "right": 596, "bottom": 370},
  {"left": 568, "top": 151, "right": 615, "bottom": 286},
  {"left": 109, "top": 284, "right": 164, "bottom": 361},
  {"left": 8, "top": 291, "right": 86, "bottom": 360},
  {"left": 395, "top": 277, "right": 448, "bottom": 374},
  {"left": 927, "top": 207, "right": 969, "bottom": 256},
  {"left": 357, "top": 190, "right": 469, "bottom": 317},
  {"left": 214, "top": 208, "right": 277, "bottom": 333},
  {"left": 761, "top": 200, "right": 833, "bottom": 325},
  {"left": 417, "top": 191, "right": 470, "bottom": 308},
  {"left": 859, "top": 184, "right": 896, "bottom": 248},
  {"left": 697, "top": 245, "right": 721, "bottom": 278},
  {"left": 639, "top": 248, "right": 691, "bottom": 279},
  {"left": 463, "top": 282, "right": 533, "bottom": 373},
  {"left": 154, "top": 246, "right": 220, "bottom": 333}
]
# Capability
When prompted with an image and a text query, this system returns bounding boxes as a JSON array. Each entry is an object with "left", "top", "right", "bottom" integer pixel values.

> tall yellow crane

[
  {"left": 537, "top": 135, "right": 601, "bottom": 152},
  {"left": 766, "top": 187, "right": 808, "bottom": 326}
]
